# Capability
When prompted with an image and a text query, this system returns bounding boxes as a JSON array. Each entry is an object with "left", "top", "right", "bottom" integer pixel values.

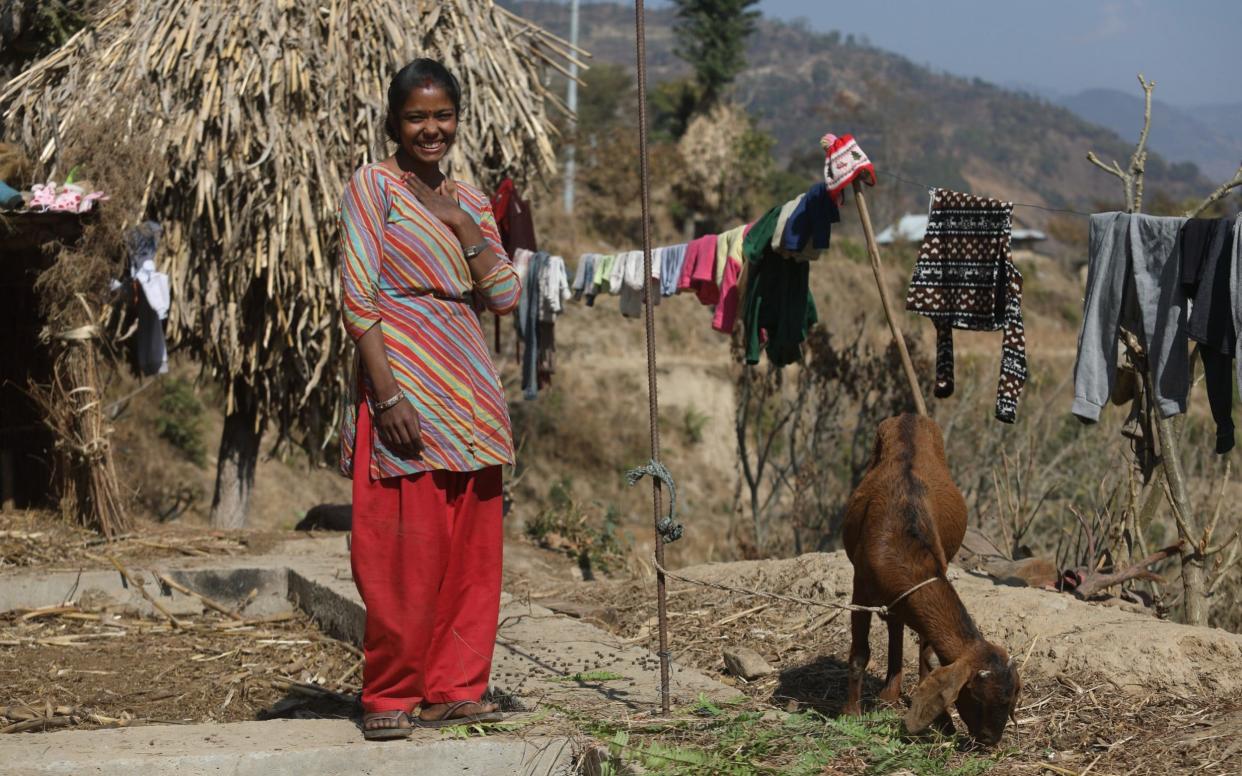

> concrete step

[
  {"left": 0, "top": 718, "right": 573, "bottom": 776},
  {"left": 0, "top": 535, "right": 733, "bottom": 775}
]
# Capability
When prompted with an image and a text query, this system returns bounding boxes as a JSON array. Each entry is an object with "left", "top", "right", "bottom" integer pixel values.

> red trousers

[{"left": 350, "top": 402, "right": 504, "bottom": 713}]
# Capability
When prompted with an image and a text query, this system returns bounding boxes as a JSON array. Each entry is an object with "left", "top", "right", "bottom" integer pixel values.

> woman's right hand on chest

[{"left": 375, "top": 399, "right": 424, "bottom": 460}]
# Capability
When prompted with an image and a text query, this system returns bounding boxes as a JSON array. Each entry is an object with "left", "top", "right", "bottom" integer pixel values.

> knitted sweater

[{"left": 905, "top": 188, "right": 1027, "bottom": 423}]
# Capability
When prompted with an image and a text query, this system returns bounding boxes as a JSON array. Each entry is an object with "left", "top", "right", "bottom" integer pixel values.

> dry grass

[
  {"left": 0, "top": 0, "right": 582, "bottom": 444},
  {"left": 0, "top": 606, "right": 359, "bottom": 733},
  {"left": 0, "top": 509, "right": 272, "bottom": 571},
  {"left": 525, "top": 567, "right": 1242, "bottom": 775}
]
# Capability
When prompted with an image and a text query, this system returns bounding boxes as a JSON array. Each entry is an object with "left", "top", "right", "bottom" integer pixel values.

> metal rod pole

[
  {"left": 632, "top": 0, "right": 671, "bottom": 715},
  {"left": 852, "top": 179, "right": 928, "bottom": 416},
  {"left": 563, "top": 0, "right": 579, "bottom": 215}
]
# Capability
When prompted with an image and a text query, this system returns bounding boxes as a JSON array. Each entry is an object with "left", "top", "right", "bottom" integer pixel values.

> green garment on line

[
  {"left": 592, "top": 253, "right": 617, "bottom": 289},
  {"left": 741, "top": 205, "right": 818, "bottom": 367}
]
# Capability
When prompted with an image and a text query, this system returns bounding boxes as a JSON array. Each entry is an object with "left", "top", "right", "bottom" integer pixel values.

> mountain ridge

[
  {"left": 1057, "top": 88, "right": 1242, "bottom": 182},
  {"left": 503, "top": 1, "right": 1221, "bottom": 222}
]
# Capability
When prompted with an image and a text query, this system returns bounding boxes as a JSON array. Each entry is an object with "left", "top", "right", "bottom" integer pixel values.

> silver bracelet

[
  {"left": 463, "top": 241, "right": 489, "bottom": 260},
  {"left": 374, "top": 391, "right": 405, "bottom": 412}
]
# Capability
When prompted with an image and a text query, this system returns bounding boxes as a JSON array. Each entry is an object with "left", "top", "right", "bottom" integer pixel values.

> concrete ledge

[
  {"left": 0, "top": 566, "right": 289, "bottom": 619},
  {"left": 0, "top": 718, "right": 574, "bottom": 776},
  {"left": 286, "top": 564, "right": 365, "bottom": 646}
]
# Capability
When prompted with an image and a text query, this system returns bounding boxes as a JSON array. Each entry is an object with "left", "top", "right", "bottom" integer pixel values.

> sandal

[
  {"left": 414, "top": 700, "right": 506, "bottom": 729},
  {"left": 362, "top": 709, "right": 415, "bottom": 740}
]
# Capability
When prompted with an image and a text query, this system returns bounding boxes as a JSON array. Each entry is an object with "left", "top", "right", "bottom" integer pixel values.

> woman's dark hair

[{"left": 385, "top": 59, "right": 463, "bottom": 142}]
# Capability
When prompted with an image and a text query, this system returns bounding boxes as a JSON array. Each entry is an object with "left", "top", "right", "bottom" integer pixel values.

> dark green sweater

[{"left": 741, "top": 205, "right": 818, "bottom": 367}]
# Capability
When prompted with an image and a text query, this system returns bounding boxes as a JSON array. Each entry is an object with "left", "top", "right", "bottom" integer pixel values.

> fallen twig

[
  {"left": 155, "top": 573, "right": 244, "bottom": 620},
  {"left": 95, "top": 553, "right": 183, "bottom": 629}
]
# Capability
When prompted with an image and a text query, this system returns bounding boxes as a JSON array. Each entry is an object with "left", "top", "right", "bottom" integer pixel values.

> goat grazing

[{"left": 841, "top": 414, "right": 1020, "bottom": 745}]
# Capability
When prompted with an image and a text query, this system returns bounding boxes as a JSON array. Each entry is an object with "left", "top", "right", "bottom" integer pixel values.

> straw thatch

[{"left": 0, "top": 0, "right": 583, "bottom": 461}]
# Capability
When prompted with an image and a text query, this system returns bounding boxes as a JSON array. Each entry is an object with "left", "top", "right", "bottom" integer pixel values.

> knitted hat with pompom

[{"left": 820, "top": 133, "right": 876, "bottom": 205}]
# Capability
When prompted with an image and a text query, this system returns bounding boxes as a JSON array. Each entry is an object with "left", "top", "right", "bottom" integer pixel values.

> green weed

[
  {"left": 682, "top": 406, "right": 710, "bottom": 445},
  {"left": 553, "top": 670, "right": 625, "bottom": 683},
  {"left": 524, "top": 478, "right": 626, "bottom": 573},
  {"left": 837, "top": 236, "right": 869, "bottom": 264},
  {"left": 155, "top": 377, "right": 207, "bottom": 467},
  {"left": 584, "top": 703, "right": 996, "bottom": 776}
]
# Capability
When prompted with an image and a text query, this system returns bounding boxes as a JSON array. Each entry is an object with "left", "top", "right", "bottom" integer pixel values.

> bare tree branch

[
  {"left": 1207, "top": 533, "right": 1241, "bottom": 595},
  {"left": 1073, "top": 541, "right": 1183, "bottom": 599},
  {"left": 1185, "top": 162, "right": 1242, "bottom": 218},
  {"left": 1085, "top": 73, "right": 1155, "bottom": 213},
  {"left": 1204, "top": 529, "right": 1239, "bottom": 559},
  {"left": 1204, "top": 458, "right": 1231, "bottom": 547},
  {"left": 1130, "top": 74, "right": 1155, "bottom": 211}
]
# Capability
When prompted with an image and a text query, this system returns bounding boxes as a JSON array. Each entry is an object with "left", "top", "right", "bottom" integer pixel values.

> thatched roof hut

[{"left": 0, "top": 0, "right": 585, "bottom": 526}]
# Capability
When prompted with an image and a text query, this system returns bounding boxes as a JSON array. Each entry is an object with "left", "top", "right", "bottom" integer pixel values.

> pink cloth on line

[
  {"left": 679, "top": 233, "right": 720, "bottom": 305},
  {"left": 712, "top": 255, "right": 743, "bottom": 334}
]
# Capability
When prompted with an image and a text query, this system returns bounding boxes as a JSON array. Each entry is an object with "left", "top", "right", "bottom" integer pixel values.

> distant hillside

[
  {"left": 1058, "top": 89, "right": 1242, "bottom": 182},
  {"left": 503, "top": 1, "right": 1217, "bottom": 222}
]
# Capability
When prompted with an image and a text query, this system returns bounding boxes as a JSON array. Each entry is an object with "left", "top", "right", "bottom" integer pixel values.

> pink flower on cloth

[
  {"left": 820, "top": 133, "right": 877, "bottom": 205},
  {"left": 29, "top": 182, "right": 57, "bottom": 211},
  {"left": 29, "top": 181, "right": 108, "bottom": 213}
]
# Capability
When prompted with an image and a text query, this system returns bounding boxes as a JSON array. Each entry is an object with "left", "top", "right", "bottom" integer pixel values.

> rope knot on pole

[{"left": 625, "top": 460, "right": 683, "bottom": 543}]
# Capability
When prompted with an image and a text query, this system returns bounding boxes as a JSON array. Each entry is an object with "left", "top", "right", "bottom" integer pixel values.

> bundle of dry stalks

[
  {"left": 14, "top": 116, "right": 161, "bottom": 538},
  {"left": 28, "top": 314, "right": 129, "bottom": 538},
  {"left": 0, "top": 0, "right": 583, "bottom": 447}
]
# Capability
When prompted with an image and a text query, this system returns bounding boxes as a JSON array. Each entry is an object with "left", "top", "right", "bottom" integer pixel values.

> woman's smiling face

[{"left": 392, "top": 83, "right": 458, "bottom": 165}]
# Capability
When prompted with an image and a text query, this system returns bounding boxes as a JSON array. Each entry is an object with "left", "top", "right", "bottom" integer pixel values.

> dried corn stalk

[
  {"left": 29, "top": 313, "right": 129, "bottom": 538},
  {"left": 0, "top": 0, "right": 583, "bottom": 450}
]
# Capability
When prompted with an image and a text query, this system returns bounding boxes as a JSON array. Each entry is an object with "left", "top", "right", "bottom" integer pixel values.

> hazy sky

[
  {"left": 639, "top": 0, "right": 1241, "bottom": 107},
  {"left": 756, "top": 0, "right": 1241, "bottom": 106}
]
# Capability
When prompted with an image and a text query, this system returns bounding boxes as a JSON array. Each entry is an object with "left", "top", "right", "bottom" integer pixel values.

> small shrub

[
  {"left": 682, "top": 406, "right": 710, "bottom": 445},
  {"left": 155, "top": 377, "right": 207, "bottom": 466},
  {"left": 836, "top": 236, "right": 868, "bottom": 264},
  {"left": 524, "top": 478, "right": 625, "bottom": 573}
]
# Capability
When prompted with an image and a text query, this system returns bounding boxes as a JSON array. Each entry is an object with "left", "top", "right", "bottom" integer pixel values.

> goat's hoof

[{"left": 840, "top": 702, "right": 862, "bottom": 717}]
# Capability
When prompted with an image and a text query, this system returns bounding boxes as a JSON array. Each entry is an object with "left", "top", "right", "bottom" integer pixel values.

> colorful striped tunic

[{"left": 338, "top": 163, "right": 521, "bottom": 480}]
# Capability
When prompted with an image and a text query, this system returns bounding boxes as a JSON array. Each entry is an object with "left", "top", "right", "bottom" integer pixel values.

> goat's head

[{"left": 904, "top": 643, "right": 1021, "bottom": 746}]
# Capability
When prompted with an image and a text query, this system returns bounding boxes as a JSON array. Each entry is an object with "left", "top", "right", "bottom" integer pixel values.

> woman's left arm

[{"left": 403, "top": 174, "right": 521, "bottom": 315}]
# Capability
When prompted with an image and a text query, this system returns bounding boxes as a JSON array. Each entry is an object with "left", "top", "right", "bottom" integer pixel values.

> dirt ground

[
  {"left": 0, "top": 508, "right": 304, "bottom": 572},
  {"left": 517, "top": 550, "right": 1242, "bottom": 775},
  {"left": 0, "top": 606, "right": 359, "bottom": 733}
]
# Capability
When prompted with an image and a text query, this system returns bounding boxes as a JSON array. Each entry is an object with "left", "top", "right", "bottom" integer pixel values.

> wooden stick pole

[{"left": 851, "top": 179, "right": 928, "bottom": 417}]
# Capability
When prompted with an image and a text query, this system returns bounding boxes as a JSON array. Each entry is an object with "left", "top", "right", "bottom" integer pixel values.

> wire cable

[{"left": 880, "top": 166, "right": 1093, "bottom": 218}]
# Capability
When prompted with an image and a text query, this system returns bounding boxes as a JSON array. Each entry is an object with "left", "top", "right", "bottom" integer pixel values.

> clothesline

[{"left": 878, "top": 165, "right": 1093, "bottom": 218}]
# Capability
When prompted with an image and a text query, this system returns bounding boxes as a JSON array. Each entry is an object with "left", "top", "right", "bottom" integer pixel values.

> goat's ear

[{"left": 903, "top": 658, "right": 973, "bottom": 734}]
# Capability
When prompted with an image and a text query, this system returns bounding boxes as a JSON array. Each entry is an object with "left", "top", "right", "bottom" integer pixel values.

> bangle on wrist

[
  {"left": 374, "top": 391, "right": 405, "bottom": 412},
  {"left": 463, "top": 242, "right": 488, "bottom": 261}
]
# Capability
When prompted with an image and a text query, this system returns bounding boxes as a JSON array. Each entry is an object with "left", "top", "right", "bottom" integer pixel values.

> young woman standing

[{"left": 337, "top": 59, "right": 520, "bottom": 740}]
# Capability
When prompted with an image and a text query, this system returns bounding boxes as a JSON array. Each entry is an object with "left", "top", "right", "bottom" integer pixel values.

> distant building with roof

[{"left": 876, "top": 213, "right": 1047, "bottom": 247}]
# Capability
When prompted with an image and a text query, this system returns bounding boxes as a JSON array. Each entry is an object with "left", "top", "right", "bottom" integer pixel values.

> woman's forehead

[{"left": 400, "top": 84, "right": 454, "bottom": 112}]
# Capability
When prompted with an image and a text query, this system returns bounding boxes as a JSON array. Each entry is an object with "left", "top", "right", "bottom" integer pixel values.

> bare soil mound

[{"left": 677, "top": 552, "right": 1242, "bottom": 696}]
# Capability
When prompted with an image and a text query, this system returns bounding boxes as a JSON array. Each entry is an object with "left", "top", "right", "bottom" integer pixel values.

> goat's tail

[{"left": 903, "top": 498, "right": 950, "bottom": 575}]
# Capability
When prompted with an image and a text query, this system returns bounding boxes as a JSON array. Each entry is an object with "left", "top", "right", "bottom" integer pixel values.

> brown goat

[{"left": 841, "top": 414, "right": 1020, "bottom": 745}]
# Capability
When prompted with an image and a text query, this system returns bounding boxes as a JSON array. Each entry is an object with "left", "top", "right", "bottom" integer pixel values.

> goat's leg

[
  {"left": 918, "top": 636, "right": 935, "bottom": 680},
  {"left": 843, "top": 610, "right": 871, "bottom": 716},
  {"left": 878, "top": 617, "right": 904, "bottom": 703}
]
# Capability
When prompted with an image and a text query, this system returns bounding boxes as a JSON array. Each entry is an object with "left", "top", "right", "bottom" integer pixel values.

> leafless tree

[{"left": 1086, "top": 73, "right": 1242, "bottom": 626}]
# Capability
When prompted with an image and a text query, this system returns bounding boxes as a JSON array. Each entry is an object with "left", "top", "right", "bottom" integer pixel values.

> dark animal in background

[
  {"left": 841, "top": 414, "right": 1020, "bottom": 746},
  {"left": 295, "top": 504, "right": 352, "bottom": 532}
]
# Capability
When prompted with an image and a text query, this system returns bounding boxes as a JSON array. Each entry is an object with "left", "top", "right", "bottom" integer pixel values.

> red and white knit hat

[{"left": 820, "top": 133, "right": 876, "bottom": 204}]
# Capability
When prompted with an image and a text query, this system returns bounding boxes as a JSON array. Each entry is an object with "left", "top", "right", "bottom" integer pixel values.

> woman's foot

[
  {"left": 415, "top": 700, "right": 505, "bottom": 728},
  {"left": 362, "top": 709, "right": 415, "bottom": 740}
]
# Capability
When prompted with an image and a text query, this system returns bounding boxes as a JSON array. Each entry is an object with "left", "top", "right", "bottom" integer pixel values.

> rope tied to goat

[{"left": 651, "top": 559, "right": 941, "bottom": 617}]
